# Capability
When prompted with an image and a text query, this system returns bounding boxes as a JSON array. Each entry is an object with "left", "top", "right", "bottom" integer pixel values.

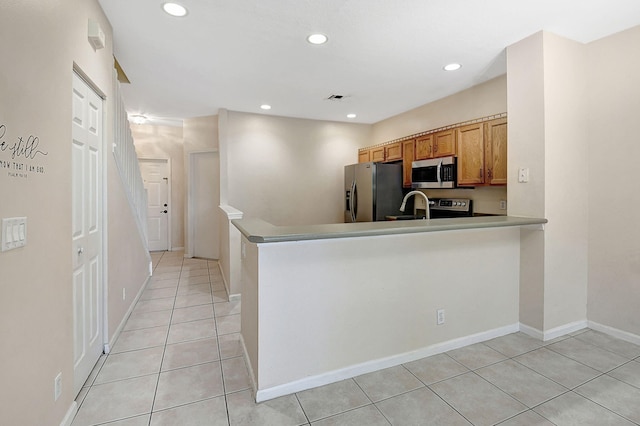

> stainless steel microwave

[{"left": 411, "top": 156, "right": 456, "bottom": 189}]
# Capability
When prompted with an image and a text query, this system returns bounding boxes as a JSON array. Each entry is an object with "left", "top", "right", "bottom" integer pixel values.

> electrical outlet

[
  {"left": 54, "top": 372, "right": 62, "bottom": 401},
  {"left": 500, "top": 200, "right": 507, "bottom": 210},
  {"left": 122, "top": 288, "right": 126, "bottom": 300},
  {"left": 436, "top": 309, "right": 445, "bottom": 325}
]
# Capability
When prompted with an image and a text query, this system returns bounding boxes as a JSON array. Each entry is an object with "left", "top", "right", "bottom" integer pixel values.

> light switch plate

[
  {"left": 2, "top": 217, "right": 27, "bottom": 252},
  {"left": 518, "top": 168, "right": 530, "bottom": 183}
]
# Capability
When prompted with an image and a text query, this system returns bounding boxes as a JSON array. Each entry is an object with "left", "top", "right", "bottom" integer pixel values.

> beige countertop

[{"left": 232, "top": 216, "right": 547, "bottom": 243}]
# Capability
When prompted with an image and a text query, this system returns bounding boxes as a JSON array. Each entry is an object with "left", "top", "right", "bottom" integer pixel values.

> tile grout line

[
  {"left": 207, "top": 259, "right": 234, "bottom": 424},
  {"left": 147, "top": 251, "right": 181, "bottom": 425},
  {"left": 396, "top": 361, "right": 474, "bottom": 425}
]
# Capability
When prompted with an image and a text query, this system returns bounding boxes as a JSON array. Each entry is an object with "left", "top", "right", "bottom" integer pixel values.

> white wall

[
  {"left": 224, "top": 111, "right": 372, "bottom": 225},
  {"left": 587, "top": 26, "right": 640, "bottom": 336},
  {"left": 0, "top": 1, "right": 150, "bottom": 424},
  {"left": 244, "top": 227, "right": 520, "bottom": 400}
]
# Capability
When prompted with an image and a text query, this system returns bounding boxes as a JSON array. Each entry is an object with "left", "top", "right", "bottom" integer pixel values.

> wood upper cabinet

[
  {"left": 371, "top": 146, "right": 385, "bottom": 162},
  {"left": 415, "top": 135, "right": 433, "bottom": 160},
  {"left": 415, "top": 131, "right": 455, "bottom": 160},
  {"left": 402, "top": 139, "right": 415, "bottom": 188},
  {"left": 384, "top": 142, "right": 403, "bottom": 162},
  {"left": 456, "top": 123, "right": 485, "bottom": 186},
  {"left": 485, "top": 118, "right": 507, "bottom": 185},
  {"left": 355, "top": 115, "right": 507, "bottom": 186},
  {"left": 358, "top": 149, "right": 370, "bottom": 163},
  {"left": 457, "top": 119, "right": 508, "bottom": 186},
  {"left": 433, "top": 129, "right": 456, "bottom": 157}
]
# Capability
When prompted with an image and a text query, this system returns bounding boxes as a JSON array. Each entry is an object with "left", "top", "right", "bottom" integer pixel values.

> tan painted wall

[
  {"left": 183, "top": 115, "right": 219, "bottom": 257},
  {"left": 0, "top": 1, "right": 150, "bottom": 424},
  {"left": 507, "top": 28, "right": 640, "bottom": 337},
  {"left": 224, "top": 112, "right": 372, "bottom": 226},
  {"left": 372, "top": 75, "right": 508, "bottom": 144},
  {"left": 507, "top": 31, "right": 591, "bottom": 334},
  {"left": 131, "top": 124, "right": 185, "bottom": 250},
  {"left": 587, "top": 26, "right": 640, "bottom": 336},
  {"left": 540, "top": 32, "right": 589, "bottom": 330}
]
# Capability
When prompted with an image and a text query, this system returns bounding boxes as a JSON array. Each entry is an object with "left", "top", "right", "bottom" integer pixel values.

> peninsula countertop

[{"left": 232, "top": 215, "right": 548, "bottom": 243}]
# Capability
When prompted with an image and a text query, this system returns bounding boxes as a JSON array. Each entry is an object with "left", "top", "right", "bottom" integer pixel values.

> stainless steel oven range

[{"left": 417, "top": 198, "right": 473, "bottom": 219}]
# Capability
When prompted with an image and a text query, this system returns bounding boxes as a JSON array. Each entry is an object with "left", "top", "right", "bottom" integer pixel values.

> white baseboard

[
  {"left": 518, "top": 323, "right": 544, "bottom": 340},
  {"left": 217, "top": 260, "right": 241, "bottom": 301},
  {"left": 240, "top": 334, "right": 258, "bottom": 399},
  {"left": 218, "top": 262, "right": 231, "bottom": 296},
  {"left": 588, "top": 321, "right": 640, "bottom": 345},
  {"left": 543, "top": 320, "right": 589, "bottom": 341},
  {"left": 106, "top": 275, "right": 151, "bottom": 353},
  {"left": 519, "top": 320, "right": 588, "bottom": 342},
  {"left": 254, "top": 323, "right": 519, "bottom": 403},
  {"left": 59, "top": 400, "right": 77, "bottom": 426}
]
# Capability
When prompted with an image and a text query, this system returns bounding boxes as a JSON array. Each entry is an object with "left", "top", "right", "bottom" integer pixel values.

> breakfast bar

[{"left": 232, "top": 216, "right": 547, "bottom": 402}]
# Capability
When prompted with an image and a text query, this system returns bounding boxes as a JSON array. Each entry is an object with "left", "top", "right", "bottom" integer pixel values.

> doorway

[
  {"left": 71, "top": 72, "right": 105, "bottom": 396},
  {"left": 188, "top": 151, "right": 220, "bottom": 259},
  {"left": 139, "top": 159, "right": 171, "bottom": 251}
]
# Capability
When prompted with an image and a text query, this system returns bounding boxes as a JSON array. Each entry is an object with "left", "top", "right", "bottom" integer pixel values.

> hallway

[{"left": 71, "top": 251, "right": 640, "bottom": 425}]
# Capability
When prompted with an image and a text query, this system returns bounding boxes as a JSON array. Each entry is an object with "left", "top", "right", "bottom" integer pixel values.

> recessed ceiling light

[
  {"left": 162, "top": 2, "right": 188, "bottom": 17},
  {"left": 347, "top": 114, "right": 357, "bottom": 119},
  {"left": 260, "top": 104, "right": 272, "bottom": 110},
  {"left": 443, "top": 63, "right": 462, "bottom": 71},
  {"left": 129, "top": 114, "right": 148, "bottom": 125},
  {"left": 307, "top": 33, "right": 328, "bottom": 45}
]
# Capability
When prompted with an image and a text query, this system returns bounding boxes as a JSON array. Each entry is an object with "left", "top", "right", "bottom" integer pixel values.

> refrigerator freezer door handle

[{"left": 352, "top": 181, "right": 358, "bottom": 222}]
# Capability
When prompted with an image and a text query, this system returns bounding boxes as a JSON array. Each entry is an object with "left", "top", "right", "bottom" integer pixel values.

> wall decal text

[{"left": 0, "top": 124, "right": 49, "bottom": 179}]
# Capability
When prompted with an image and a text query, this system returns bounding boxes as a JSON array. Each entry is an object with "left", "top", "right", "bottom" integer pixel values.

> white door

[
  {"left": 72, "top": 73, "right": 103, "bottom": 396},
  {"left": 139, "top": 159, "right": 169, "bottom": 251},
  {"left": 191, "top": 152, "right": 219, "bottom": 259}
]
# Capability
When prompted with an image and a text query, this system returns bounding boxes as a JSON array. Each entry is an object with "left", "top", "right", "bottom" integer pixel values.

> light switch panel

[
  {"left": 518, "top": 167, "right": 530, "bottom": 183},
  {"left": 2, "top": 217, "right": 27, "bottom": 252}
]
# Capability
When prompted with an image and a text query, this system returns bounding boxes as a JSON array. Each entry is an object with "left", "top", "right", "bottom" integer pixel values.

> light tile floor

[{"left": 72, "top": 251, "right": 640, "bottom": 425}]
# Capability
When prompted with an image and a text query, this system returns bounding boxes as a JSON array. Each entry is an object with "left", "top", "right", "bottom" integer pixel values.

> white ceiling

[{"left": 98, "top": 0, "right": 640, "bottom": 125}]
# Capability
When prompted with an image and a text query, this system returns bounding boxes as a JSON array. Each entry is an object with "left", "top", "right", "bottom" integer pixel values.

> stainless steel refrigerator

[{"left": 344, "top": 162, "right": 403, "bottom": 222}]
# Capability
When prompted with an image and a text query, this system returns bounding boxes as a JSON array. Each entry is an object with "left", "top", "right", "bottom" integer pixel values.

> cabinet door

[
  {"left": 456, "top": 123, "right": 485, "bottom": 186},
  {"left": 433, "top": 129, "right": 456, "bottom": 157},
  {"left": 415, "top": 135, "right": 433, "bottom": 160},
  {"left": 402, "top": 140, "right": 415, "bottom": 188},
  {"left": 486, "top": 118, "right": 507, "bottom": 185},
  {"left": 358, "top": 149, "right": 370, "bottom": 163},
  {"left": 385, "top": 142, "right": 403, "bottom": 162},
  {"left": 371, "top": 146, "right": 385, "bottom": 162}
]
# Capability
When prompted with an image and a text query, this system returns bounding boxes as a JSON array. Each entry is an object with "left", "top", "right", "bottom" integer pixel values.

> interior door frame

[
  {"left": 71, "top": 65, "right": 109, "bottom": 377},
  {"left": 186, "top": 149, "right": 219, "bottom": 258},
  {"left": 139, "top": 157, "right": 172, "bottom": 252}
]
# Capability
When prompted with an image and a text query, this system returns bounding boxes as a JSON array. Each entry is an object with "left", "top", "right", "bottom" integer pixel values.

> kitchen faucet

[{"left": 399, "top": 190, "right": 431, "bottom": 219}]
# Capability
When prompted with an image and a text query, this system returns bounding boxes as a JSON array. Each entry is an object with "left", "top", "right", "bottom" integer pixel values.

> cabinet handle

[
  {"left": 488, "top": 169, "right": 493, "bottom": 179},
  {"left": 480, "top": 168, "right": 483, "bottom": 178}
]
